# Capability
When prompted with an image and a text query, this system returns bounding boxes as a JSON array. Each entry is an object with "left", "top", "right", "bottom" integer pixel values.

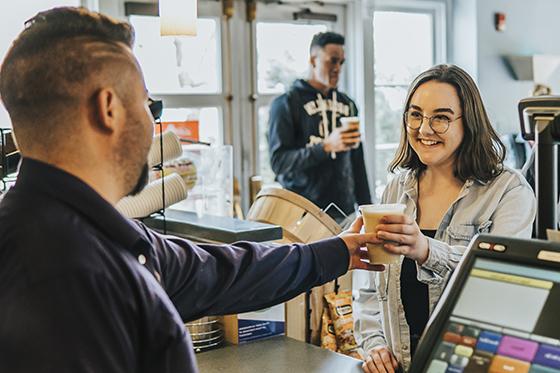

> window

[
  {"left": 257, "top": 23, "right": 327, "bottom": 95},
  {"left": 256, "top": 22, "right": 328, "bottom": 184},
  {"left": 129, "top": 7, "right": 230, "bottom": 216},
  {"left": 257, "top": 105, "right": 274, "bottom": 184},
  {"left": 372, "top": 7, "right": 444, "bottom": 199},
  {"left": 131, "top": 16, "right": 221, "bottom": 95},
  {"left": 129, "top": 14, "right": 224, "bottom": 146}
]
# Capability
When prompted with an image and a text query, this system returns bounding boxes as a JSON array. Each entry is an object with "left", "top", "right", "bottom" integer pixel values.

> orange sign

[{"left": 157, "top": 120, "right": 199, "bottom": 142}]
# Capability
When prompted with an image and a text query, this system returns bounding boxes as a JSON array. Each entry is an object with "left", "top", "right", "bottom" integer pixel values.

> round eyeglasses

[{"left": 404, "top": 110, "right": 462, "bottom": 134}]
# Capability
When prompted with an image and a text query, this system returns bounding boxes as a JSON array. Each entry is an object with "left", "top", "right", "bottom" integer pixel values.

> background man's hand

[
  {"left": 339, "top": 217, "right": 385, "bottom": 271},
  {"left": 362, "top": 346, "right": 399, "bottom": 373},
  {"left": 323, "top": 126, "right": 360, "bottom": 153}
]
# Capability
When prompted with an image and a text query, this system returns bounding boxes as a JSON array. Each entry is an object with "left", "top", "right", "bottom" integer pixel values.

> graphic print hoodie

[{"left": 268, "top": 79, "right": 371, "bottom": 217}]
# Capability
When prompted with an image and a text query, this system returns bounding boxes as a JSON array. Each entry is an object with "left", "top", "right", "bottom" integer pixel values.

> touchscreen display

[{"left": 425, "top": 258, "right": 560, "bottom": 373}]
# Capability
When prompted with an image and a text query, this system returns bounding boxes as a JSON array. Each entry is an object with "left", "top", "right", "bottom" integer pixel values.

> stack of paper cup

[
  {"left": 116, "top": 173, "right": 188, "bottom": 218},
  {"left": 147, "top": 131, "right": 183, "bottom": 167}
]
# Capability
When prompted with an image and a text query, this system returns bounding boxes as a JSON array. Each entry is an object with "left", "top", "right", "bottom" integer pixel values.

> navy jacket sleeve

[
  {"left": 268, "top": 94, "right": 329, "bottom": 175},
  {"left": 140, "top": 224, "right": 349, "bottom": 322}
]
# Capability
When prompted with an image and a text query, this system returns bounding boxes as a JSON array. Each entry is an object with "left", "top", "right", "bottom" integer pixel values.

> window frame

[
  {"left": 127, "top": 1, "right": 227, "bottom": 146},
  {"left": 365, "top": 0, "right": 447, "bottom": 199}
]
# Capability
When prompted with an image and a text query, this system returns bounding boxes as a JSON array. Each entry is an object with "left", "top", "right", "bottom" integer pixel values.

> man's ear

[
  {"left": 91, "top": 88, "right": 124, "bottom": 134},
  {"left": 310, "top": 54, "right": 316, "bottom": 68}
]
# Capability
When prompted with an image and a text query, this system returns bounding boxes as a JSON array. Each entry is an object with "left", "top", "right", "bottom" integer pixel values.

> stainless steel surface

[
  {"left": 186, "top": 316, "right": 224, "bottom": 352},
  {"left": 196, "top": 336, "right": 363, "bottom": 372}
]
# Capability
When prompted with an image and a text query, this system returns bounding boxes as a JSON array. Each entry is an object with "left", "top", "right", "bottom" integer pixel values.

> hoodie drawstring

[
  {"left": 317, "top": 92, "right": 338, "bottom": 160},
  {"left": 317, "top": 93, "right": 329, "bottom": 140},
  {"left": 331, "top": 91, "right": 337, "bottom": 159}
]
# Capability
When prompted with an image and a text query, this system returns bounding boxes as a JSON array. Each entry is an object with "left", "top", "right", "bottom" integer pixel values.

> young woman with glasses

[{"left": 355, "top": 64, "right": 536, "bottom": 373}]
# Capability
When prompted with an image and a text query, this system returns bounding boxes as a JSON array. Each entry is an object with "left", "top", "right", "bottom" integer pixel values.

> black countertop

[{"left": 144, "top": 209, "right": 283, "bottom": 243}]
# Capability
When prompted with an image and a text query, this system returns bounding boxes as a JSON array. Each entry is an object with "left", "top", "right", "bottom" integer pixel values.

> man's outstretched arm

[{"left": 141, "top": 217, "right": 384, "bottom": 322}]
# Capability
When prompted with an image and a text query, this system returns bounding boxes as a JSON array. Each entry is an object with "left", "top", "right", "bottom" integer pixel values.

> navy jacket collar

[{"left": 16, "top": 157, "right": 146, "bottom": 250}]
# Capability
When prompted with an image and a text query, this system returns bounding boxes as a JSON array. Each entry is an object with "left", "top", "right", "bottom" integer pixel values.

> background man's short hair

[{"left": 309, "top": 31, "right": 345, "bottom": 53}]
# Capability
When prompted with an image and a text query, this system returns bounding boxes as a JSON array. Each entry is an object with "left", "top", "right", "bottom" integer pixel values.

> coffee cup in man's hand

[{"left": 340, "top": 116, "right": 361, "bottom": 149}]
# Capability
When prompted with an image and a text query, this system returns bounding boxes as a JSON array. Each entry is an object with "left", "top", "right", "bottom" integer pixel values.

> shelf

[{"left": 504, "top": 54, "right": 560, "bottom": 83}]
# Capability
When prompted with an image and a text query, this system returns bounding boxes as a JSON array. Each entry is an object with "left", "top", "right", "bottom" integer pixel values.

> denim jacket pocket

[{"left": 447, "top": 224, "right": 478, "bottom": 246}]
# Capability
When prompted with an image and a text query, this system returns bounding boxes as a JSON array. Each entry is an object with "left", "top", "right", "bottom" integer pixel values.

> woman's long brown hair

[{"left": 389, "top": 64, "right": 505, "bottom": 183}]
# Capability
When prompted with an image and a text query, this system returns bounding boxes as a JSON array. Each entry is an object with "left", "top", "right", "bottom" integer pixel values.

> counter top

[
  {"left": 144, "top": 208, "right": 283, "bottom": 243},
  {"left": 196, "top": 336, "right": 363, "bottom": 372}
]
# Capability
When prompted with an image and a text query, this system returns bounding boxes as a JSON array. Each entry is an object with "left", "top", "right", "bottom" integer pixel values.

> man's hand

[
  {"left": 339, "top": 217, "right": 385, "bottom": 272},
  {"left": 323, "top": 126, "right": 360, "bottom": 153},
  {"left": 362, "top": 346, "right": 399, "bottom": 373}
]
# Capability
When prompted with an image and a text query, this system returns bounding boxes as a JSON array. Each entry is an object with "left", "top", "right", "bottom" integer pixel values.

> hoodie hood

[
  {"left": 290, "top": 79, "right": 340, "bottom": 99},
  {"left": 287, "top": 79, "right": 355, "bottom": 140}
]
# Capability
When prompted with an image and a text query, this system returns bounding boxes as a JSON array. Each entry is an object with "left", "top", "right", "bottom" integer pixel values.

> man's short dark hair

[
  {"left": 0, "top": 7, "right": 135, "bottom": 149},
  {"left": 309, "top": 31, "right": 345, "bottom": 53}
]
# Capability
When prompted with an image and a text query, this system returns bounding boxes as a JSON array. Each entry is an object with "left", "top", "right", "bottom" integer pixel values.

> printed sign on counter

[{"left": 223, "top": 304, "right": 285, "bottom": 344}]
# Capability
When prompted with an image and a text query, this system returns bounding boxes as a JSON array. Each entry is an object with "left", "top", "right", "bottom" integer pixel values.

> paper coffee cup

[
  {"left": 359, "top": 203, "right": 406, "bottom": 264},
  {"left": 340, "top": 116, "right": 360, "bottom": 149},
  {"left": 340, "top": 116, "right": 359, "bottom": 126},
  {"left": 147, "top": 131, "right": 183, "bottom": 167}
]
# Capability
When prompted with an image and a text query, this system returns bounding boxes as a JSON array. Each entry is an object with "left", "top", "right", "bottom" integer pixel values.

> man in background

[
  {"left": 268, "top": 31, "right": 371, "bottom": 222},
  {"left": 0, "top": 7, "right": 384, "bottom": 372}
]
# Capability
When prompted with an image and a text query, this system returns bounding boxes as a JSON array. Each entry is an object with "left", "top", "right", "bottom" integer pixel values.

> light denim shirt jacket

[{"left": 354, "top": 166, "right": 536, "bottom": 371}]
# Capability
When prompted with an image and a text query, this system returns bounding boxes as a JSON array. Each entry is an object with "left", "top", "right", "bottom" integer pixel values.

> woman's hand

[
  {"left": 362, "top": 345, "right": 399, "bottom": 373},
  {"left": 375, "top": 214, "right": 430, "bottom": 265}
]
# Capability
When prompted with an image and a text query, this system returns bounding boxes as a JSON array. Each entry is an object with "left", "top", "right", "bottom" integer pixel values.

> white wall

[
  {"left": 453, "top": 0, "right": 560, "bottom": 134},
  {"left": 450, "top": 0, "right": 476, "bottom": 79}
]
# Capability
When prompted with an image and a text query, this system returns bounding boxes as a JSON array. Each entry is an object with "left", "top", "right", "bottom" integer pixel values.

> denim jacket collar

[{"left": 398, "top": 169, "right": 475, "bottom": 209}]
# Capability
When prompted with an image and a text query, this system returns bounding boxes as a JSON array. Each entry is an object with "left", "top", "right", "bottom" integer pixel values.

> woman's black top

[{"left": 400, "top": 229, "right": 436, "bottom": 356}]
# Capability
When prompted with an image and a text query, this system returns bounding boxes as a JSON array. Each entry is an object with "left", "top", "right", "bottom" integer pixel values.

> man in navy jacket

[
  {"left": 268, "top": 32, "right": 371, "bottom": 220},
  {"left": 0, "top": 7, "right": 384, "bottom": 372}
]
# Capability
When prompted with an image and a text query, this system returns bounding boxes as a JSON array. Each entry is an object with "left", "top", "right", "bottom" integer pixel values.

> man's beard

[{"left": 127, "top": 163, "right": 150, "bottom": 196}]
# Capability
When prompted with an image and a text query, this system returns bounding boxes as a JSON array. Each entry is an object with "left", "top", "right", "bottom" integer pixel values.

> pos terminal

[
  {"left": 410, "top": 235, "right": 560, "bottom": 373},
  {"left": 518, "top": 96, "right": 560, "bottom": 238}
]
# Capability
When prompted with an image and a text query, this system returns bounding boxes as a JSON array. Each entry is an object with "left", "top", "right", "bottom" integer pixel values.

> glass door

[
  {"left": 371, "top": 3, "right": 446, "bottom": 199},
  {"left": 253, "top": 3, "right": 344, "bottom": 186}
]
